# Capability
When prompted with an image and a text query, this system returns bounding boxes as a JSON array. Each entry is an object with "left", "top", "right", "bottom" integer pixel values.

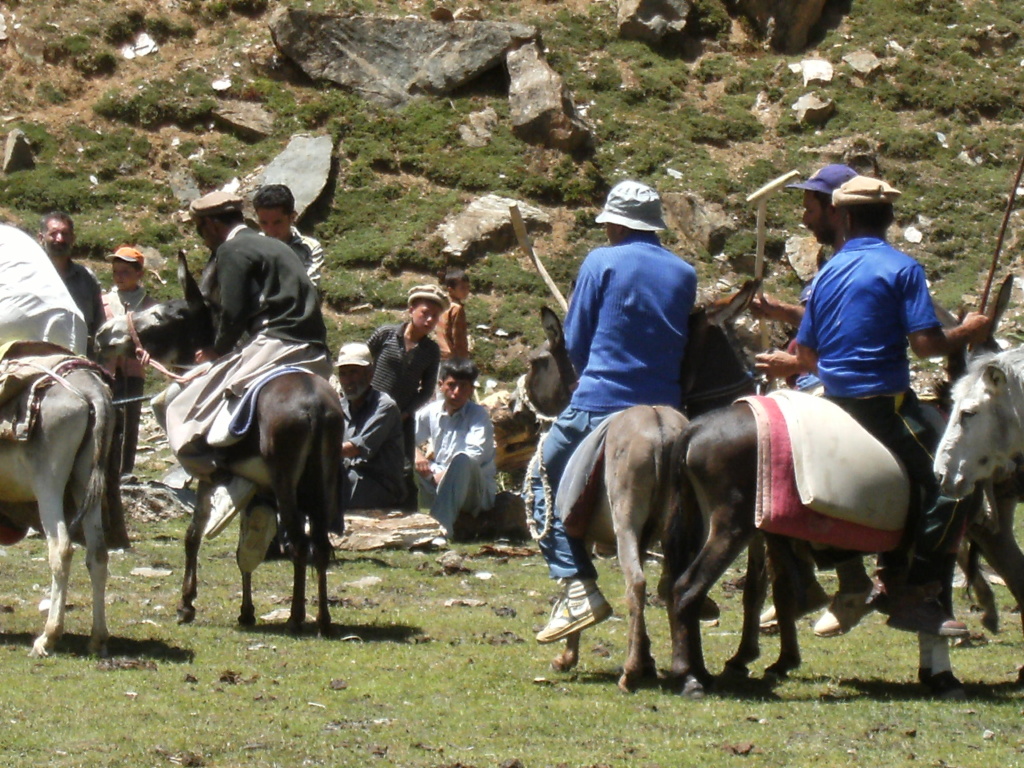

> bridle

[{"left": 125, "top": 311, "right": 204, "bottom": 384}]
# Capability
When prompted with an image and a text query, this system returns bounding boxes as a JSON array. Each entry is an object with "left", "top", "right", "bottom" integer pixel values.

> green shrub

[{"left": 93, "top": 76, "right": 216, "bottom": 128}]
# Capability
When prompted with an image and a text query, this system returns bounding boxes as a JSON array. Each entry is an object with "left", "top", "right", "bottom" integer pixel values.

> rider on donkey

[
  {"left": 794, "top": 175, "right": 991, "bottom": 637},
  {"left": 164, "top": 191, "right": 332, "bottom": 519},
  {"left": 532, "top": 180, "right": 698, "bottom": 644}
]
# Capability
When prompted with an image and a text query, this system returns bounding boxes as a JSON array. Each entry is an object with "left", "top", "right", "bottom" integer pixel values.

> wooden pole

[
  {"left": 509, "top": 204, "right": 568, "bottom": 313},
  {"left": 979, "top": 151, "right": 1024, "bottom": 314}
]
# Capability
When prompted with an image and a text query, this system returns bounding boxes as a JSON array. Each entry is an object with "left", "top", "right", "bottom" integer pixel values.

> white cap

[
  {"left": 595, "top": 180, "right": 666, "bottom": 232},
  {"left": 335, "top": 342, "right": 373, "bottom": 368}
]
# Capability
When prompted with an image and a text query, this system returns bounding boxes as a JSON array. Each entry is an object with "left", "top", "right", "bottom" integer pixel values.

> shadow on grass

[
  {"left": 554, "top": 667, "right": 786, "bottom": 700},
  {"left": 237, "top": 621, "right": 424, "bottom": 643},
  {"left": 0, "top": 631, "right": 194, "bottom": 662}
]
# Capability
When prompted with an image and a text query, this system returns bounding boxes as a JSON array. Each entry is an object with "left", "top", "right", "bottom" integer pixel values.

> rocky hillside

[{"left": 2, "top": 0, "right": 1023, "bottom": 384}]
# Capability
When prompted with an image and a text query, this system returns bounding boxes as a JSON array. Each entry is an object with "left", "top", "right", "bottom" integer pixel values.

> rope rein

[
  {"left": 126, "top": 312, "right": 204, "bottom": 384},
  {"left": 514, "top": 374, "right": 559, "bottom": 541}
]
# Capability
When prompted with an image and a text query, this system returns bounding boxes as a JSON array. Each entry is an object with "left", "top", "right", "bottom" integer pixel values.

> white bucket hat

[{"left": 595, "top": 180, "right": 666, "bottom": 232}]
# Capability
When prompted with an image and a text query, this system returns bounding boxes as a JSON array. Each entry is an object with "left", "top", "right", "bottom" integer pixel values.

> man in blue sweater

[{"left": 534, "top": 180, "right": 698, "bottom": 644}]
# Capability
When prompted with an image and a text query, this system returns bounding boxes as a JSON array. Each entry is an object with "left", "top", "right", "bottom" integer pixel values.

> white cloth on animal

[
  {"left": 0, "top": 224, "right": 88, "bottom": 356},
  {"left": 165, "top": 333, "right": 332, "bottom": 476}
]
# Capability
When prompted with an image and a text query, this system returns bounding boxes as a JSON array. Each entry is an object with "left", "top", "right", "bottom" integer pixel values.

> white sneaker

[
  {"left": 814, "top": 588, "right": 875, "bottom": 637},
  {"left": 536, "top": 578, "right": 612, "bottom": 644},
  {"left": 237, "top": 503, "right": 278, "bottom": 573},
  {"left": 204, "top": 477, "right": 256, "bottom": 539}
]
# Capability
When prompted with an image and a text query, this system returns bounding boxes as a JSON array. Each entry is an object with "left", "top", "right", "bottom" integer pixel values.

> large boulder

[
  {"left": 3, "top": 129, "right": 35, "bottom": 174},
  {"left": 732, "top": 0, "right": 828, "bottom": 54},
  {"left": 256, "top": 134, "right": 334, "bottom": 219},
  {"left": 437, "top": 193, "right": 552, "bottom": 258},
  {"left": 269, "top": 8, "right": 536, "bottom": 107},
  {"left": 506, "top": 42, "right": 593, "bottom": 152},
  {"left": 617, "top": 0, "right": 692, "bottom": 44},
  {"left": 661, "top": 191, "right": 736, "bottom": 256}
]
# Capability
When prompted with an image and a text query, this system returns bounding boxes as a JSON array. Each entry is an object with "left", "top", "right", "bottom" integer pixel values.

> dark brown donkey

[
  {"left": 96, "top": 254, "right": 343, "bottom": 636},
  {"left": 665, "top": 276, "right": 1024, "bottom": 698},
  {"left": 523, "top": 283, "right": 757, "bottom": 691}
]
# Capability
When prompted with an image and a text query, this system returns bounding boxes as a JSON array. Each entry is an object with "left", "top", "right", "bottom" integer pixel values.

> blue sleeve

[
  {"left": 899, "top": 263, "right": 940, "bottom": 334},
  {"left": 563, "top": 257, "right": 601, "bottom": 374},
  {"left": 795, "top": 292, "right": 818, "bottom": 351}
]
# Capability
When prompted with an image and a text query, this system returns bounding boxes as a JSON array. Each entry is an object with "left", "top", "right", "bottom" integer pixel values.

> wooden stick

[
  {"left": 980, "top": 150, "right": 1024, "bottom": 313},
  {"left": 509, "top": 204, "right": 568, "bottom": 313},
  {"left": 746, "top": 170, "right": 799, "bottom": 348}
]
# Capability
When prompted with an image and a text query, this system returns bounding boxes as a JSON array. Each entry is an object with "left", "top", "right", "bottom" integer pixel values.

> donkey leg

[
  {"left": 83, "top": 502, "right": 110, "bottom": 657},
  {"left": 308, "top": 498, "right": 333, "bottom": 638},
  {"left": 276, "top": 486, "right": 307, "bottom": 634},
  {"left": 238, "top": 571, "right": 256, "bottom": 627},
  {"left": 552, "top": 631, "right": 581, "bottom": 672},
  {"left": 616, "top": 530, "right": 654, "bottom": 693},
  {"left": 764, "top": 535, "right": 802, "bottom": 680},
  {"left": 178, "top": 481, "right": 212, "bottom": 625},
  {"left": 33, "top": 489, "right": 73, "bottom": 657},
  {"left": 725, "top": 534, "right": 767, "bottom": 678}
]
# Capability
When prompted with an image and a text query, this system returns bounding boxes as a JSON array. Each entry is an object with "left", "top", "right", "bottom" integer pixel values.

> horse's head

[
  {"left": 94, "top": 252, "right": 215, "bottom": 368},
  {"left": 522, "top": 306, "right": 576, "bottom": 418},
  {"left": 935, "top": 349, "right": 1024, "bottom": 498}
]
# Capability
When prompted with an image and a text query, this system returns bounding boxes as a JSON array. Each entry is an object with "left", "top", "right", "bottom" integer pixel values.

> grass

[{"left": 2, "top": 504, "right": 1024, "bottom": 767}]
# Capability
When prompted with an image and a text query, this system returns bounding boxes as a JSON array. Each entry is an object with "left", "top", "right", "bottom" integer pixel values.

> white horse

[
  {"left": 0, "top": 363, "right": 115, "bottom": 657},
  {"left": 935, "top": 348, "right": 1024, "bottom": 499}
]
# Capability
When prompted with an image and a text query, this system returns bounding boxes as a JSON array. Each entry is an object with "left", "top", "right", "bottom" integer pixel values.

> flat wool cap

[
  {"left": 407, "top": 284, "right": 449, "bottom": 308},
  {"left": 189, "top": 190, "right": 244, "bottom": 218},
  {"left": 832, "top": 176, "right": 901, "bottom": 206}
]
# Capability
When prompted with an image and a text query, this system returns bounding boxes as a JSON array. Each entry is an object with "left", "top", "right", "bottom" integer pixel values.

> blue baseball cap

[{"left": 786, "top": 164, "right": 858, "bottom": 195}]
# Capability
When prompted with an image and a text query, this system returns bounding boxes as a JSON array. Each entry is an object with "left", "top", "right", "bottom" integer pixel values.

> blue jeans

[{"left": 530, "top": 407, "right": 611, "bottom": 580}]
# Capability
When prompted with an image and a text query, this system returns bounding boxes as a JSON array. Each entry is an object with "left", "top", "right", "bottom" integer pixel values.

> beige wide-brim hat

[
  {"left": 832, "top": 176, "right": 902, "bottom": 206},
  {"left": 336, "top": 342, "right": 374, "bottom": 368},
  {"left": 594, "top": 180, "right": 666, "bottom": 231},
  {"left": 407, "top": 283, "right": 449, "bottom": 308}
]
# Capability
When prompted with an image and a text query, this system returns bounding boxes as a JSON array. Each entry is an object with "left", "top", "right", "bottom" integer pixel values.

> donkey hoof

[
  {"left": 317, "top": 621, "right": 333, "bottom": 639},
  {"left": 764, "top": 664, "right": 791, "bottom": 683},
  {"left": 720, "top": 662, "right": 750, "bottom": 682},
  {"left": 177, "top": 606, "right": 196, "bottom": 625},
  {"left": 617, "top": 674, "right": 637, "bottom": 694},
  {"left": 238, "top": 611, "right": 256, "bottom": 627},
  {"left": 680, "top": 676, "right": 706, "bottom": 699},
  {"left": 551, "top": 652, "right": 578, "bottom": 672}
]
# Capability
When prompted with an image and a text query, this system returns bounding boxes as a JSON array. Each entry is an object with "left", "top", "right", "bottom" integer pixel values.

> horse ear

[
  {"left": 705, "top": 278, "right": 761, "bottom": 327},
  {"left": 540, "top": 306, "right": 564, "bottom": 350},
  {"left": 177, "top": 250, "right": 204, "bottom": 308},
  {"left": 988, "top": 275, "right": 1014, "bottom": 331},
  {"left": 983, "top": 363, "right": 1007, "bottom": 392}
]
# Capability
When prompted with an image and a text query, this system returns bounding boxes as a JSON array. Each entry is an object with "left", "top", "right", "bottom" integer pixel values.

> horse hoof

[{"left": 177, "top": 606, "right": 196, "bottom": 625}]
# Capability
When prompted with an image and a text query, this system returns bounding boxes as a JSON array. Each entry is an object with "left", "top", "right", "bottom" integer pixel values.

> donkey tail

[{"left": 70, "top": 375, "right": 115, "bottom": 537}]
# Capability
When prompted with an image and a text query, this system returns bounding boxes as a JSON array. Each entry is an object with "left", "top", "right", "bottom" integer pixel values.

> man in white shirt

[
  {"left": 414, "top": 357, "right": 496, "bottom": 538},
  {"left": 0, "top": 223, "right": 87, "bottom": 355}
]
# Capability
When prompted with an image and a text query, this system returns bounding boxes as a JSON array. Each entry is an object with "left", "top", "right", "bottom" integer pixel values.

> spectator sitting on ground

[
  {"left": 333, "top": 342, "right": 406, "bottom": 530},
  {"left": 413, "top": 357, "right": 496, "bottom": 541}
]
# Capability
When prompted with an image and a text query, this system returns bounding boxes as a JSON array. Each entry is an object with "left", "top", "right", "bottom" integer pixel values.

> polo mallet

[
  {"left": 746, "top": 170, "right": 800, "bottom": 348},
  {"left": 509, "top": 204, "right": 569, "bottom": 313},
  {"left": 979, "top": 150, "right": 1024, "bottom": 315}
]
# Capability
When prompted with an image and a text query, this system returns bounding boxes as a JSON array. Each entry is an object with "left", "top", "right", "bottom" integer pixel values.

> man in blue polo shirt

[
  {"left": 795, "top": 175, "right": 990, "bottom": 638},
  {"left": 532, "top": 180, "right": 698, "bottom": 644}
]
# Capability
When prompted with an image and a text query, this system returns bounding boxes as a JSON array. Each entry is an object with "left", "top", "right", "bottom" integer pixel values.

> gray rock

[
  {"left": 506, "top": 42, "right": 593, "bottom": 152},
  {"left": 258, "top": 134, "right": 334, "bottom": 219},
  {"left": 661, "top": 192, "right": 735, "bottom": 255},
  {"left": 792, "top": 92, "right": 834, "bottom": 125},
  {"left": 213, "top": 100, "right": 275, "bottom": 140},
  {"left": 843, "top": 49, "right": 882, "bottom": 77},
  {"left": 617, "top": 0, "right": 692, "bottom": 44},
  {"left": 3, "top": 129, "right": 34, "bottom": 173},
  {"left": 459, "top": 106, "right": 499, "bottom": 147},
  {"left": 784, "top": 235, "right": 822, "bottom": 282},
  {"left": 0, "top": 12, "right": 8, "bottom": 43},
  {"left": 168, "top": 168, "right": 201, "bottom": 206},
  {"left": 269, "top": 8, "right": 537, "bottom": 107},
  {"left": 437, "top": 194, "right": 551, "bottom": 258},
  {"left": 733, "top": 0, "right": 828, "bottom": 54}
]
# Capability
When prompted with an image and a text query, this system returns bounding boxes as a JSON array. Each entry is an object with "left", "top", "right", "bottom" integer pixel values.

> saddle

[
  {"left": 206, "top": 366, "right": 312, "bottom": 447},
  {"left": 554, "top": 416, "right": 616, "bottom": 539},
  {"left": 0, "top": 340, "right": 110, "bottom": 443},
  {"left": 740, "top": 391, "right": 909, "bottom": 552}
]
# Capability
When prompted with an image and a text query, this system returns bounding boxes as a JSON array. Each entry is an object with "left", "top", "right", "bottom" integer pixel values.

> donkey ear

[
  {"left": 540, "top": 306, "right": 564, "bottom": 350},
  {"left": 989, "top": 274, "right": 1014, "bottom": 330},
  {"left": 983, "top": 363, "right": 1007, "bottom": 392},
  {"left": 177, "top": 250, "right": 204, "bottom": 308},
  {"left": 705, "top": 278, "right": 761, "bottom": 327}
]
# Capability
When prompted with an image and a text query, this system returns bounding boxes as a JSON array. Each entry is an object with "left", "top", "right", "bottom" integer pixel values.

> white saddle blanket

[{"left": 769, "top": 390, "right": 909, "bottom": 531}]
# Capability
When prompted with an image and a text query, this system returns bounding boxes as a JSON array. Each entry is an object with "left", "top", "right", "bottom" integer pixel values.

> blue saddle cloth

[{"left": 228, "top": 366, "right": 310, "bottom": 438}]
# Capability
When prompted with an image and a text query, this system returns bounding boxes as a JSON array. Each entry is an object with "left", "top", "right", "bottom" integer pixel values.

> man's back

[{"left": 566, "top": 232, "right": 697, "bottom": 412}]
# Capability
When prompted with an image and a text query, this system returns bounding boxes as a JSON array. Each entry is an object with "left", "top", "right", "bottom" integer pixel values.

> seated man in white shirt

[{"left": 413, "top": 357, "right": 496, "bottom": 539}]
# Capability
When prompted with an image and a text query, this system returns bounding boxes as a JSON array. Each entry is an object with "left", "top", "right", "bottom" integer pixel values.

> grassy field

[{"left": 2, "top": 509, "right": 1023, "bottom": 767}]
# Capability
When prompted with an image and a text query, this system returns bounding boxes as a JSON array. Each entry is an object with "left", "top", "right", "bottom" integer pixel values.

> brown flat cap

[
  {"left": 407, "top": 283, "right": 448, "bottom": 308},
  {"left": 832, "top": 175, "right": 901, "bottom": 206},
  {"left": 189, "top": 190, "right": 244, "bottom": 218}
]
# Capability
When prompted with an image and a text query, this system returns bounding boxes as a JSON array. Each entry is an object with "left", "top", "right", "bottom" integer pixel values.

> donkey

[
  {"left": 0, "top": 354, "right": 115, "bottom": 657},
  {"left": 525, "top": 283, "right": 757, "bottom": 691},
  {"left": 96, "top": 254, "right": 343, "bottom": 635}
]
